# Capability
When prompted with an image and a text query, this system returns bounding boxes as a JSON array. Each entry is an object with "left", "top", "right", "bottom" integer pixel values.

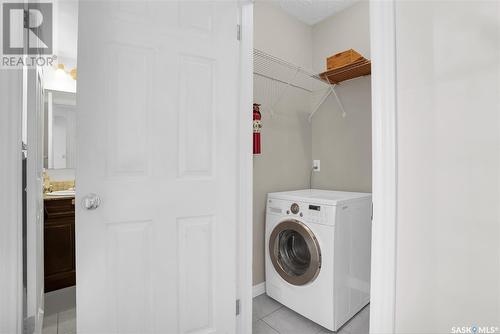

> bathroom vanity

[{"left": 44, "top": 194, "right": 76, "bottom": 292}]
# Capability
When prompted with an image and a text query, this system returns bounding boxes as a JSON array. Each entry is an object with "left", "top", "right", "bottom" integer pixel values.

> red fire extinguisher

[{"left": 253, "top": 103, "right": 262, "bottom": 154}]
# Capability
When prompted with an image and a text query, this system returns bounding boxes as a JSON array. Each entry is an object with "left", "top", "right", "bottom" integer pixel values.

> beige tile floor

[
  {"left": 253, "top": 293, "right": 370, "bottom": 334},
  {"left": 42, "top": 308, "right": 76, "bottom": 334},
  {"left": 42, "top": 287, "right": 76, "bottom": 334}
]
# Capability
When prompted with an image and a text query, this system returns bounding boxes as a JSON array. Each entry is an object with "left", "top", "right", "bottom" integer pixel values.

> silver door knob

[{"left": 82, "top": 193, "right": 101, "bottom": 210}]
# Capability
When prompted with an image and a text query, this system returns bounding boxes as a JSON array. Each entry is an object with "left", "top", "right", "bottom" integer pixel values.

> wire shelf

[
  {"left": 253, "top": 49, "right": 327, "bottom": 93},
  {"left": 253, "top": 48, "right": 361, "bottom": 120}
]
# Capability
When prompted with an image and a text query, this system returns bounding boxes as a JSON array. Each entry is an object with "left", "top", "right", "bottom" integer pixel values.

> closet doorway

[{"left": 250, "top": 2, "right": 378, "bottom": 333}]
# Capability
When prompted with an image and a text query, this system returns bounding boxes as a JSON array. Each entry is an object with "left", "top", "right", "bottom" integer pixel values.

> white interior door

[{"left": 76, "top": 1, "right": 240, "bottom": 333}]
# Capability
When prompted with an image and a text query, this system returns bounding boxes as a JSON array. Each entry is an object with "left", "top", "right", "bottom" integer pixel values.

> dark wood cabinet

[{"left": 44, "top": 197, "right": 76, "bottom": 292}]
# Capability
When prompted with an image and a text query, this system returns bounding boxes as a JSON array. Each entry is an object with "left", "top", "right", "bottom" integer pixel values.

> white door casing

[
  {"left": 236, "top": 3, "right": 254, "bottom": 333},
  {"left": 77, "top": 2, "right": 240, "bottom": 333},
  {"left": 26, "top": 66, "right": 45, "bottom": 334},
  {"left": 0, "top": 67, "right": 24, "bottom": 334},
  {"left": 369, "top": 0, "right": 398, "bottom": 333}
]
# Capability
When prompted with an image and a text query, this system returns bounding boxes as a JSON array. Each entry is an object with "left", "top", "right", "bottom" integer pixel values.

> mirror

[{"left": 44, "top": 90, "right": 77, "bottom": 169}]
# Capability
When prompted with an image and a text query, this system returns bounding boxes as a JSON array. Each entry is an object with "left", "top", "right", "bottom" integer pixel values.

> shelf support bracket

[
  {"left": 331, "top": 84, "right": 347, "bottom": 118},
  {"left": 308, "top": 77, "right": 347, "bottom": 122},
  {"left": 308, "top": 87, "right": 332, "bottom": 122},
  {"left": 325, "top": 76, "right": 346, "bottom": 118}
]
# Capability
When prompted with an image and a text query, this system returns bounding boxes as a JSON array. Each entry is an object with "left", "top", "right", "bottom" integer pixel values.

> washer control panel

[
  {"left": 267, "top": 198, "right": 335, "bottom": 226},
  {"left": 307, "top": 204, "right": 324, "bottom": 224}
]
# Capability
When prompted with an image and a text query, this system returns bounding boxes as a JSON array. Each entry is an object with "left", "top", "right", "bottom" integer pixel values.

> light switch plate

[{"left": 313, "top": 160, "right": 320, "bottom": 172}]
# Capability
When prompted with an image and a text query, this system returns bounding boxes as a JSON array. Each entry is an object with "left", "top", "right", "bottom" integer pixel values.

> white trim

[
  {"left": 252, "top": 282, "right": 266, "bottom": 298},
  {"left": 369, "top": 1, "right": 398, "bottom": 333},
  {"left": 0, "top": 69, "right": 24, "bottom": 334},
  {"left": 237, "top": 2, "right": 253, "bottom": 334},
  {"left": 26, "top": 66, "right": 45, "bottom": 334}
]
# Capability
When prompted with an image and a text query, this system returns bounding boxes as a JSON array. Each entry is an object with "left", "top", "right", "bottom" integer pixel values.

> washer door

[{"left": 269, "top": 219, "right": 321, "bottom": 286}]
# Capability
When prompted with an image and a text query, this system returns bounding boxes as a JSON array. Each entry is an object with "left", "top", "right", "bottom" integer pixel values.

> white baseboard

[{"left": 252, "top": 282, "right": 266, "bottom": 298}]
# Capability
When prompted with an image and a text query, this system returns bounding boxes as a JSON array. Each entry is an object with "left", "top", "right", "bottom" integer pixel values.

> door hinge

[
  {"left": 236, "top": 24, "right": 241, "bottom": 41},
  {"left": 235, "top": 299, "right": 240, "bottom": 315}
]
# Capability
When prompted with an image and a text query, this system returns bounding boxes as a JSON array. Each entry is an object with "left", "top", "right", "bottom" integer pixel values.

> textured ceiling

[{"left": 278, "top": 0, "right": 361, "bottom": 25}]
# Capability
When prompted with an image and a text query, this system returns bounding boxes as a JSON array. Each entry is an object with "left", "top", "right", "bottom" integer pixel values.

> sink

[{"left": 46, "top": 190, "right": 75, "bottom": 196}]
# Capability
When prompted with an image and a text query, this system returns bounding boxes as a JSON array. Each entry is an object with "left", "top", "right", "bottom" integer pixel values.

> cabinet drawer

[{"left": 44, "top": 198, "right": 75, "bottom": 218}]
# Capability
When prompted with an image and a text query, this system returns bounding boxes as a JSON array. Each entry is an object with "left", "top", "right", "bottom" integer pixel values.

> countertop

[{"left": 44, "top": 194, "right": 75, "bottom": 201}]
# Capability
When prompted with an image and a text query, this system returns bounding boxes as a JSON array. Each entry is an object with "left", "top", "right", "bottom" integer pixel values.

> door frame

[
  {"left": 237, "top": 1, "right": 399, "bottom": 333},
  {"left": 236, "top": 1, "right": 253, "bottom": 333},
  {"left": 0, "top": 68, "right": 24, "bottom": 334},
  {"left": 367, "top": 1, "right": 398, "bottom": 333},
  {"left": 0, "top": 66, "right": 45, "bottom": 334}
]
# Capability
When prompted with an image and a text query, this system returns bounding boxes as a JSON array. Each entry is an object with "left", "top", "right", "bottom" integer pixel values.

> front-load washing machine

[{"left": 265, "top": 189, "right": 372, "bottom": 331}]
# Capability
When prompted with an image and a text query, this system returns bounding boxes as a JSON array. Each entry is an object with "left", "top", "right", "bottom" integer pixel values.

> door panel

[
  {"left": 77, "top": 2, "right": 239, "bottom": 333},
  {"left": 178, "top": 55, "right": 215, "bottom": 177},
  {"left": 44, "top": 223, "right": 74, "bottom": 276},
  {"left": 106, "top": 220, "right": 153, "bottom": 333},
  {"left": 178, "top": 215, "right": 215, "bottom": 333}
]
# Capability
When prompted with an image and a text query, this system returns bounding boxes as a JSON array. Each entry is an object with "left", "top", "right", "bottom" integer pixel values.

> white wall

[
  {"left": 312, "top": 1, "right": 370, "bottom": 66},
  {"left": 394, "top": 1, "right": 500, "bottom": 332},
  {"left": 253, "top": 1, "right": 312, "bottom": 285},
  {"left": 44, "top": 0, "right": 78, "bottom": 93},
  {"left": 46, "top": 168, "right": 75, "bottom": 181},
  {"left": 254, "top": 1, "right": 312, "bottom": 70},
  {"left": 311, "top": 2, "right": 372, "bottom": 192}
]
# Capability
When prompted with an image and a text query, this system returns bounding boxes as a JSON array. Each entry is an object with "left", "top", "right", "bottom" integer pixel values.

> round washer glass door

[{"left": 269, "top": 219, "right": 321, "bottom": 286}]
